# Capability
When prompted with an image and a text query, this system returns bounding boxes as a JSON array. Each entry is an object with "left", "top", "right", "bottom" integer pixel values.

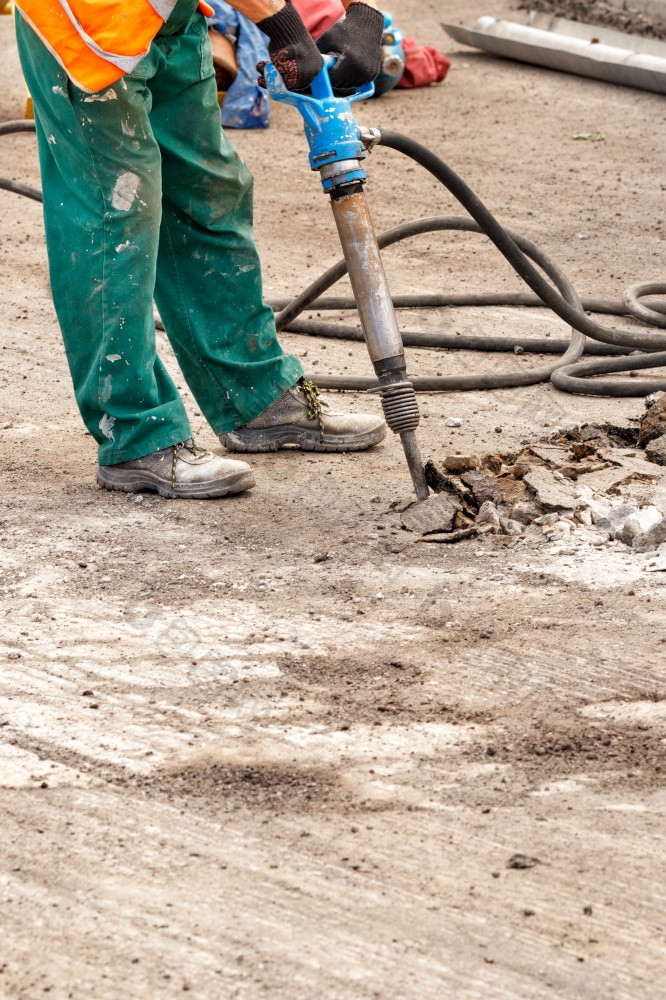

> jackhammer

[{"left": 264, "top": 58, "right": 430, "bottom": 502}]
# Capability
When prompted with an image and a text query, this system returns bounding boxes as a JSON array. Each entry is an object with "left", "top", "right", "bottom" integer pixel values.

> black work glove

[
  {"left": 316, "top": 2, "right": 384, "bottom": 95},
  {"left": 257, "top": 1, "right": 324, "bottom": 92}
]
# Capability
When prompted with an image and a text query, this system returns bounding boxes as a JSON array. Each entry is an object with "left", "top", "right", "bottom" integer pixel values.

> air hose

[{"left": 2, "top": 118, "right": 665, "bottom": 397}]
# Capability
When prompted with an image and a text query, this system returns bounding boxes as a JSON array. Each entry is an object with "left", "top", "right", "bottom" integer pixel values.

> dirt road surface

[{"left": 1, "top": 2, "right": 666, "bottom": 997}]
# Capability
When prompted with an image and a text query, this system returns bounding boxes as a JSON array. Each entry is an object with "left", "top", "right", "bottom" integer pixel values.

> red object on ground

[
  {"left": 397, "top": 36, "right": 451, "bottom": 89},
  {"left": 292, "top": 0, "right": 345, "bottom": 39}
]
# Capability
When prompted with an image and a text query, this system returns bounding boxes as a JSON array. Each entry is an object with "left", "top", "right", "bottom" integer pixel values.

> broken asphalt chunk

[
  {"left": 511, "top": 500, "right": 541, "bottom": 525},
  {"left": 419, "top": 526, "right": 478, "bottom": 544},
  {"left": 633, "top": 517, "right": 666, "bottom": 553},
  {"left": 476, "top": 501, "right": 501, "bottom": 532},
  {"left": 443, "top": 454, "right": 481, "bottom": 473},
  {"left": 638, "top": 393, "right": 666, "bottom": 447},
  {"left": 523, "top": 466, "right": 580, "bottom": 513},
  {"left": 401, "top": 492, "right": 461, "bottom": 535},
  {"left": 645, "top": 435, "right": 666, "bottom": 466}
]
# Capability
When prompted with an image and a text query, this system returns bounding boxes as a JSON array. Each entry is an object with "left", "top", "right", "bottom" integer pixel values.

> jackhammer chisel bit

[{"left": 265, "top": 58, "right": 430, "bottom": 502}]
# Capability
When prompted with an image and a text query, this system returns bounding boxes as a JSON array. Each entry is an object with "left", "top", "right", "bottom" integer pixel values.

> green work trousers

[{"left": 15, "top": 5, "right": 303, "bottom": 465}]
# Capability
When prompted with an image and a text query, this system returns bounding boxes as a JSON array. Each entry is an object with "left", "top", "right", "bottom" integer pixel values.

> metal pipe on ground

[{"left": 443, "top": 16, "right": 666, "bottom": 94}]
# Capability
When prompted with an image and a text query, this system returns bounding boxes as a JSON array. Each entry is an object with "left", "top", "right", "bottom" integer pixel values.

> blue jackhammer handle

[
  {"left": 310, "top": 54, "right": 336, "bottom": 100},
  {"left": 264, "top": 55, "right": 374, "bottom": 117}
]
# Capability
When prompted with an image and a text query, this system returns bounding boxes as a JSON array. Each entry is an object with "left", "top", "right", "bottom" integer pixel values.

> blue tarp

[{"left": 206, "top": 0, "right": 271, "bottom": 129}]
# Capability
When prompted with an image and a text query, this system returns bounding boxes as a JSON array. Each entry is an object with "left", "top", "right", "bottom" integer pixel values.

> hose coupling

[{"left": 359, "top": 126, "right": 382, "bottom": 152}]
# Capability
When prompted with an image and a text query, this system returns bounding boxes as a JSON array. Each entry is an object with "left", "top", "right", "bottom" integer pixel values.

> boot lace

[
  {"left": 170, "top": 438, "right": 207, "bottom": 490},
  {"left": 301, "top": 379, "right": 326, "bottom": 443}
]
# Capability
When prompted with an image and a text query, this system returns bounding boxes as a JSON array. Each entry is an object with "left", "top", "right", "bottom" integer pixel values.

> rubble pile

[{"left": 401, "top": 395, "right": 666, "bottom": 553}]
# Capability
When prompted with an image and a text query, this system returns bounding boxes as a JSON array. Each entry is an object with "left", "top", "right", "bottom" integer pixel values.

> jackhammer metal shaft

[{"left": 329, "top": 188, "right": 430, "bottom": 500}]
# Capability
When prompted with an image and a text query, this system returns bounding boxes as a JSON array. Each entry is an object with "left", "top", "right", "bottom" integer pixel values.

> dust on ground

[{"left": 2, "top": 0, "right": 666, "bottom": 997}]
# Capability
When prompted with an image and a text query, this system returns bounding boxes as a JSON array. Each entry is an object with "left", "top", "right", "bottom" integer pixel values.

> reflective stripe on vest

[{"left": 15, "top": 0, "right": 211, "bottom": 93}]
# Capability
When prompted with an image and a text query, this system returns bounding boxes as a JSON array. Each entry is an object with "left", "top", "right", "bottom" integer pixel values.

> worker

[{"left": 13, "top": 0, "right": 387, "bottom": 499}]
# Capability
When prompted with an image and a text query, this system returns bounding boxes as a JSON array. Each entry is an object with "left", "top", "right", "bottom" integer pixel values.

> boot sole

[
  {"left": 96, "top": 466, "right": 255, "bottom": 499},
  {"left": 220, "top": 425, "right": 387, "bottom": 454}
]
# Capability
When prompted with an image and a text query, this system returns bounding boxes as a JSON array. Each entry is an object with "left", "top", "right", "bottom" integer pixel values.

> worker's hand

[
  {"left": 316, "top": 1, "right": 384, "bottom": 94},
  {"left": 257, "top": 1, "right": 323, "bottom": 92}
]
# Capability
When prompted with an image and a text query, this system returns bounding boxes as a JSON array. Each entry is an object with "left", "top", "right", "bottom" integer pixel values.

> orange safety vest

[{"left": 15, "top": 0, "right": 215, "bottom": 93}]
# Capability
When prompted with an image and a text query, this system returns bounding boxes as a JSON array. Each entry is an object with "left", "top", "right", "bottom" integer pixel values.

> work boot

[
  {"left": 97, "top": 440, "right": 255, "bottom": 499},
  {"left": 220, "top": 379, "right": 387, "bottom": 453}
]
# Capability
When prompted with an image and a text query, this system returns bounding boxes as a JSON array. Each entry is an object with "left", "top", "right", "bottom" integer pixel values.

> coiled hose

[{"left": 3, "top": 118, "right": 665, "bottom": 397}]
